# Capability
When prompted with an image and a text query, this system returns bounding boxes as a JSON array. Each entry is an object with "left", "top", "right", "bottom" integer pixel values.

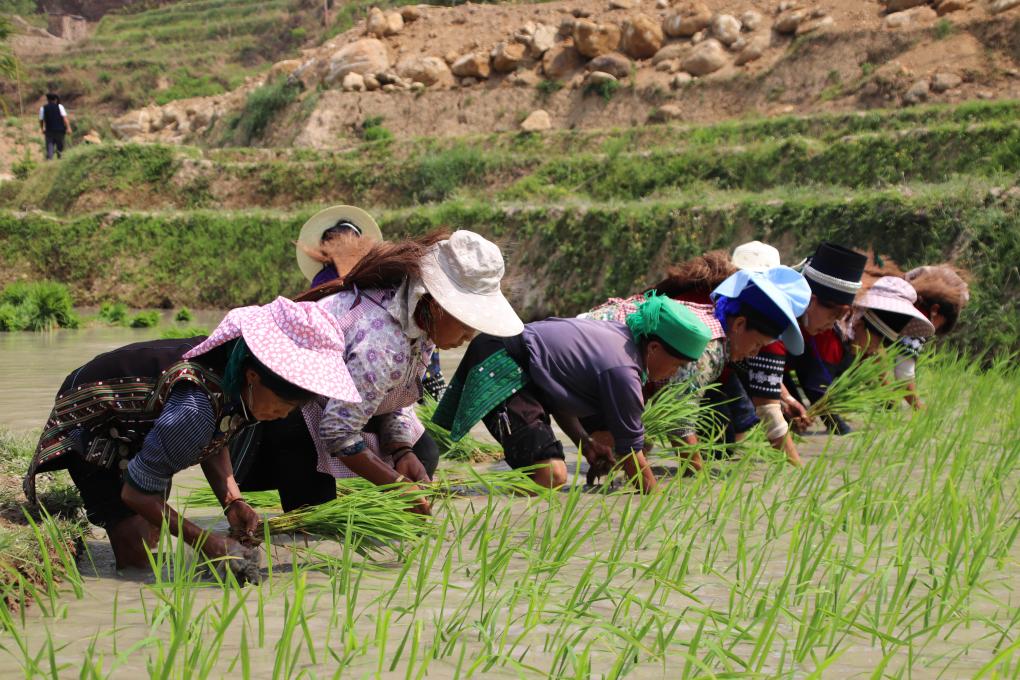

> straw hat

[
  {"left": 184, "top": 297, "right": 360, "bottom": 402},
  {"left": 419, "top": 230, "right": 524, "bottom": 337},
  {"left": 295, "top": 205, "right": 383, "bottom": 282},
  {"left": 854, "top": 276, "right": 936, "bottom": 339},
  {"left": 732, "top": 241, "right": 781, "bottom": 271}
]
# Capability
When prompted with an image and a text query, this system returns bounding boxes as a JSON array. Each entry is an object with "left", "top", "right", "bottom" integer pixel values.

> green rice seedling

[
  {"left": 641, "top": 380, "right": 716, "bottom": 450},
  {"left": 183, "top": 488, "right": 282, "bottom": 509},
  {"left": 128, "top": 310, "right": 161, "bottom": 328},
  {"left": 417, "top": 396, "right": 502, "bottom": 462},
  {"left": 256, "top": 482, "right": 430, "bottom": 545},
  {"left": 97, "top": 301, "right": 129, "bottom": 325},
  {"left": 174, "top": 307, "right": 193, "bottom": 322},
  {"left": 804, "top": 351, "right": 912, "bottom": 420}
]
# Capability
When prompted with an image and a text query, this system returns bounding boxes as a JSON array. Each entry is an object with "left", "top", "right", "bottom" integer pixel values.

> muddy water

[{"left": 3, "top": 327, "right": 1019, "bottom": 678}]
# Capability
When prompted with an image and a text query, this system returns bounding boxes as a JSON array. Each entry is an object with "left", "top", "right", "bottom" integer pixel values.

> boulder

[
  {"left": 559, "top": 18, "right": 576, "bottom": 36},
  {"left": 649, "top": 104, "right": 684, "bottom": 121},
  {"left": 930, "top": 71, "right": 962, "bottom": 92},
  {"left": 451, "top": 52, "right": 491, "bottom": 79},
  {"left": 620, "top": 15, "right": 663, "bottom": 59},
  {"left": 609, "top": 0, "right": 634, "bottom": 8},
  {"left": 936, "top": 0, "right": 970, "bottom": 12},
  {"left": 586, "top": 70, "right": 618, "bottom": 85},
  {"left": 326, "top": 39, "right": 391, "bottom": 85},
  {"left": 903, "top": 79, "right": 930, "bottom": 105},
  {"left": 663, "top": 2, "right": 712, "bottom": 37},
  {"left": 796, "top": 14, "right": 833, "bottom": 34},
  {"left": 400, "top": 5, "right": 422, "bottom": 22},
  {"left": 268, "top": 59, "right": 302, "bottom": 80},
  {"left": 884, "top": 0, "right": 927, "bottom": 10},
  {"left": 681, "top": 38, "right": 727, "bottom": 76},
  {"left": 774, "top": 9, "right": 805, "bottom": 34},
  {"left": 588, "top": 52, "right": 633, "bottom": 78},
  {"left": 739, "top": 10, "right": 763, "bottom": 31},
  {"left": 81, "top": 130, "right": 102, "bottom": 145},
  {"left": 396, "top": 55, "right": 454, "bottom": 86},
  {"left": 656, "top": 0, "right": 668, "bottom": 8},
  {"left": 366, "top": 8, "right": 404, "bottom": 37},
  {"left": 711, "top": 14, "right": 741, "bottom": 45},
  {"left": 529, "top": 23, "right": 558, "bottom": 56},
  {"left": 510, "top": 69, "right": 542, "bottom": 87},
  {"left": 492, "top": 42, "right": 527, "bottom": 72},
  {"left": 574, "top": 19, "right": 622, "bottom": 58},
  {"left": 542, "top": 45, "right": 585, "bottom": 78},
  {"left": 670, "top": 72, "right": 693, "bottom": 88},
  {"left": 520, "top": 109, "right": 552, "bottom": 131},
  {"left": 734, "top": 34, "right": 768, "bottom": 65},
  {"left": 652, "top": 43, "right": 688, "bottom": 64},
  {"left": 990, "top": 0, "right": 1020, "bottom": 12},
  {"left": 342, "top": 72, "right": 366, "bottom": 91},
  {"left": 364, "top": 74, "right": 381, "bottom": 91}
]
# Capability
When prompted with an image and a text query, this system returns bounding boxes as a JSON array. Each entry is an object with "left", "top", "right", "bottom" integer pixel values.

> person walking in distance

[{"left": 39, "top": 93, "right": 71, "bottom": 160}]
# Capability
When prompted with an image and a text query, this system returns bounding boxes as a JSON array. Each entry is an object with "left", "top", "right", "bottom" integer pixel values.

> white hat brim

[
  {"left": 296, "top": 206, "right": 383, "bottom": 282},
  {"left": 856, "top": 294, "right": 936, "bottom": 339},
  {"left": 419, "top": 251, "right": 524, "bottom": 337}
]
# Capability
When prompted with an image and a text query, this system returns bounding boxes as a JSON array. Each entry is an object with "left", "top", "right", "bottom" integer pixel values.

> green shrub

[
  {"left": 401, "top": 144, "right": 494, "bottom": 203},
  {"left": 934, "top": 18, "right": 954, "bottom": 40},
  {"left": 153, "top": 72, "right": 227, "bottom": 106},
  {"left": 584, "top": 79, "right": 619, "bottom": 102},
  {"left": 536, "top": 79, "right": 563, "bottom": 98},
  {"left": 98, "top": 301, "right": 129, "bottom": 325},
  {"left": 11, "top": 151, "right": 35, "bottom": 181},
  {"left": 128, "top": 310, "right": 161, "bottom": 328},
  {"left": 226, "top": 77, "right": 302, "bottom": 145},
  {"left": 363, "top": 125, "right": 394, "bottom": 143},
  {"left": 0, "top": 281, "right": 79, "bottom": 331},
  {"left": 174, "top": 307, "right": 194, "bottom": 322}
]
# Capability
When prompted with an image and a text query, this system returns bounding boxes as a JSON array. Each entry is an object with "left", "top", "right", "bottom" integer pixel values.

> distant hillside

[{"left": 6, "top": 0, "right": 336, "bottom": 115}]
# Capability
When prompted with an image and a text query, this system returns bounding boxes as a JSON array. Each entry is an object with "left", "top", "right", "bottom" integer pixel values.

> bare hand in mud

[
  {"left": 222, "top": 539, "right": 262, "bottom": 585},
  {"left": 407, "top": 489, "right": 432, "bottom": 516},
  {"left": 226, "top": 500, "right": 261, "bottom": 547},
  {"left": 582, "top": 433, "right": 616, "bottom": 484}
]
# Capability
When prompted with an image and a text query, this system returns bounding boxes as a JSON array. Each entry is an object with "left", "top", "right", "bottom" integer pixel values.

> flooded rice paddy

[{"left": 1, "top": 324, "right": 1018, "bottom": 678}]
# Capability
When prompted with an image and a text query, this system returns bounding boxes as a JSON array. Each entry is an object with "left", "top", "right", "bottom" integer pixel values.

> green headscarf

[{"left": 626, "top": 292, "right": 712, "bottom": 360}]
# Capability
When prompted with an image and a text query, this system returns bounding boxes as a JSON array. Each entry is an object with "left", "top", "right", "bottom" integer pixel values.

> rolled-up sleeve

[
  {"left": 124, "top": 383, "right": 216, "bottom": 493},
  {"left": 597, "top": 366, "right": 646, "bottom": 454}
]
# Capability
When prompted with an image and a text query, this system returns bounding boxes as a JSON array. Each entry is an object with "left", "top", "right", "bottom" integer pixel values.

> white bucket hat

[
  {"left": 732, "top": 241, "right": 781, "bottom": 271},
  {"left": 295, "top": 205, "right": 383, "bottom": 281},
  {"left": 419, "top": 230, "right": 524, "bottom": 337}
]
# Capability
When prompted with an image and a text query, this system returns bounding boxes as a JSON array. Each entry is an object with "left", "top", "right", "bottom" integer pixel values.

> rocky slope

[{"left": 108, "top": 0, "right": 1020, "bottom": 145}]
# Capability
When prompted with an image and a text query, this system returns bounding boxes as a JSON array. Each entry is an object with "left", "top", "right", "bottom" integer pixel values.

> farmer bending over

[{"left": 434, "top": 294, "right": 712, "bottom": 491}]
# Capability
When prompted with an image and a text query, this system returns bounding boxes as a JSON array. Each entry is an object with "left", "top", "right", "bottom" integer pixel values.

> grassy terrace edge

[{"left": 1, "top": 185, "right": 1017, "bottom": 356}]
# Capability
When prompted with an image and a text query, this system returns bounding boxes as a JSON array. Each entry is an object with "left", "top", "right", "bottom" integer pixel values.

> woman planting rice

[
  {"left": 895, "top": 265, "right": 970, "bottom": 409},
  {"left": 434, "top": 294, "right": 713, "bottom": 490},
  {"left": 846, "top": 276, "right": 936, "bottom": 356},
  {"left": 236, "top": 230, "right": 523, "bottom": 516},
  {"left": 585, "top": 258, "right": 810, "bottom": 472},
  {"left": 23, "top": 298, "right": 356, "bottom": 575},
  {"left": 739, "top": 243, "right": 867, "bottom": 465}
]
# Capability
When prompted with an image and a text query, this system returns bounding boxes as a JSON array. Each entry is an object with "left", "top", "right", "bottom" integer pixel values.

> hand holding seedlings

[{"left": 224, "top": 498, "right": 261, "bottom": 547}]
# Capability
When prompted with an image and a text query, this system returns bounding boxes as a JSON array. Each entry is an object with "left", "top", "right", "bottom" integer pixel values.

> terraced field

[{"left": 1, "top": 99, "right": 1017, "bottom": 354}]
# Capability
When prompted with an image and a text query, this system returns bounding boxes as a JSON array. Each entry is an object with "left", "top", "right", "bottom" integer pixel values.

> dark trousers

[
  {"left": 235, "top": 410, "right": 441, "bottom": 512},
  {"left": 45, "top": 131, "right": 66, "bottom": 160},
  {"left": 480, "top": 384, "right": 565, "bottom": 469}
]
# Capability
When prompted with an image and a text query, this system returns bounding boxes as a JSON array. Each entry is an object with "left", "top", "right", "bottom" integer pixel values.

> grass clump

[
  {"left": 400, "top": 144, "right": 496, "bottom": 203},
  {"left": 0, "top": 281, "right": 79, "bottom": 331},
  {"left": 97, "top": 300, "right": 129, "bottom": 325},
  {"left": 128, "top": 310, "right": 161, "bottom": 328},
  {"left": 584, "top": 78, "right": 620, "bottom": 101},
  {"left": 225, "top": 77, "right": 302, "bottom": 146},
  {"left": 174, "top": 307, "right": 194, "bottom": 322}
]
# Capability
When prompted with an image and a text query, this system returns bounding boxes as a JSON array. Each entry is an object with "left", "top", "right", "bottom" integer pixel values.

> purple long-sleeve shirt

[{"left": 521, "top": 318, "right": 646, "bottom": 454}]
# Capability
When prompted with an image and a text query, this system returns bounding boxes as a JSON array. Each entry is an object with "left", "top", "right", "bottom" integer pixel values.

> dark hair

[
  {"left": 862, "top": 308, "right": 910, "bottom": 347},
  {"left": 46, "top": 93, "right": 59, "bottom": 103},
  {"left": 221, "top": 338, "right": 316, "bottom": 404},
  {"left": 642, "top": 335, "right": 697, "bottom": 362},
  {"left": 248, "top": 354, "right": 316, "bottom": 403},
  {"left": 295, "top": 231, "right": 451, "bottom": 302},
  {"left": 650, "top": 250, "right": 736, "bottom": 298},
  {"left": 321, "top": 222, "right": 362, "bottom": 242},
  {"left": 730, "top": 302, "right": 783, "bottom": 339}
]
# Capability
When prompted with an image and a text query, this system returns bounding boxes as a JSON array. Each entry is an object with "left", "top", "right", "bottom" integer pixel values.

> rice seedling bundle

[
  {"left": 417, "top": 395, "right": 502, "bottom": 461},
  {"left": 805, "top": 351, "right": 912, "bottom": 419},
  {"left": 256, "top": 482, "right": 429, "bottom": 544}
]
